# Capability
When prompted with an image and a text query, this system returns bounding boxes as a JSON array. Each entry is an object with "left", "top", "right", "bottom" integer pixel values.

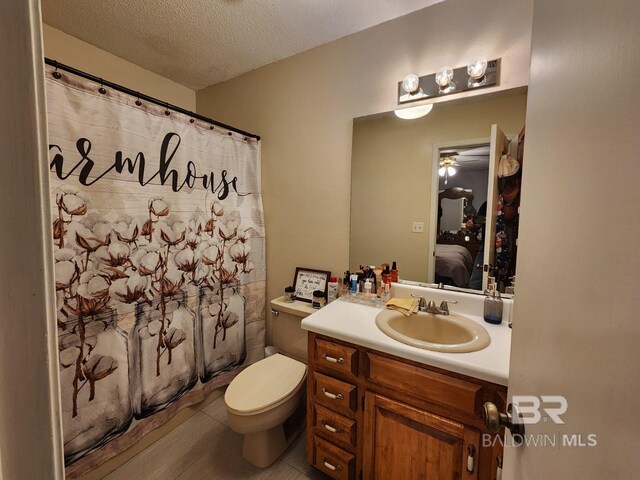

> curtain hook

[
  {"left": 135, "top": 92, "right": 142, "bottom": 106},
  {"left": 165, "top": 102, "right": 171, "bottom": 116},
  {"left": 98, "top": 78, "right": 106, "bottom": 94},
  {"left": 52, "top": 61, "right": 62, "bottom": 79}
]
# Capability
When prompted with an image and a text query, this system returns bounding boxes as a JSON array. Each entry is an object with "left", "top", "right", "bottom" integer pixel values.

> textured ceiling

[{"left": 42, "top": 0, "right": 444, "bottom": 90}]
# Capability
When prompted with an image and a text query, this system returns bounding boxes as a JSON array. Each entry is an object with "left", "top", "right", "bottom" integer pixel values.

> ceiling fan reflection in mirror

[{"left": 439, "top": 156, "right": 458, "bottom": 185}]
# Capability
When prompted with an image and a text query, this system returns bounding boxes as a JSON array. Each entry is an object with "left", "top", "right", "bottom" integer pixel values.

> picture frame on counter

[{"left": 292, "top": 267, "right": 331, "bottom": 303}]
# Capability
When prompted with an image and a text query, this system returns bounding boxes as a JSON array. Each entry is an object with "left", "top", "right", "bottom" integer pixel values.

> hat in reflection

[{"left": 497, "top": 154, "right": 520, "bottom": 178}]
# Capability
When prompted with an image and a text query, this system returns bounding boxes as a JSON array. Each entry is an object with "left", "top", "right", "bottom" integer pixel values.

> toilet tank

[{"left": 270, "top": 297, "right": 317, "bottom": 363}]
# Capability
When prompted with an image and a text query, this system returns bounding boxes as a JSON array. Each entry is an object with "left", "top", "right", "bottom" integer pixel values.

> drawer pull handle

[
  {"left": 322, "top": 353, "right": 345, "bottom": 364},
  {"left": 321, "top": 388, "right": 343, "bottom": 400},
  {"left": 466, "top": 444, "right": 475, "bottom": 474},
  {"left": 322, "top": 458, "right": 342, "bottom": 472},
  {"left": 321, "top": 420, "right": 341, "bottom": 433}
]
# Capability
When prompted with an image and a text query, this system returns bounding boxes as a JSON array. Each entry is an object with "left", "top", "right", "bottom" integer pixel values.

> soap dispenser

[{"left": 483, "top": 284, "right": 503, "bottom": 325}]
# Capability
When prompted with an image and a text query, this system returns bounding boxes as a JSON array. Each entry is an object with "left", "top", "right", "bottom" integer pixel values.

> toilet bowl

[{"left": 225, "top": 353, "right": 307, "bottom": 468}]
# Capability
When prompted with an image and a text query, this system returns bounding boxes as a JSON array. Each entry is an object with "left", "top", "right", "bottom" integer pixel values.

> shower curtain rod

[{"left": 44, "top": 57, "right": 261, "bottom": 141}]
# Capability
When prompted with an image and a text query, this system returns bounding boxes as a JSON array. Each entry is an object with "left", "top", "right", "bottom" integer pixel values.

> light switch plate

[{"left": 412, "top": 222, "right": 424, "bottom": 233}]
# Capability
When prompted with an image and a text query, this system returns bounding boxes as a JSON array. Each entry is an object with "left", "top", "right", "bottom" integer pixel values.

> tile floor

[{"left": 104, "top": 393, "right": 329, "bottom": 480}]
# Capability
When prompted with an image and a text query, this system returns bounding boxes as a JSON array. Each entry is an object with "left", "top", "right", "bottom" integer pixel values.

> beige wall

[
  {"left": 505, "top": 0, "right": 640, "bottom": 477},
  {"left": 197, "top": 0, "right": 533, "bottom": 343},
  {"left": 350, "top": 92, "right": 527, "bottom": 282},
  {"left": 42, "top": 25, "right": 195, "bottom": 110}
]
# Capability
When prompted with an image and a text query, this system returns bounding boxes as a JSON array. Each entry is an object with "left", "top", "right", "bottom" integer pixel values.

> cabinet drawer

[
  {"left": 312, "top": 435, "right": 356, "bottom": 480},
  {"left": 365, "top": 352, "right": 483, "bottom": 415},
  {"left": 314, "top": 338, "right": 358, "bottom": 377},
  {"left": 313, "top": 372, "right": 357, "bottom": 418},
  {"left": 312, "top": 404, "right": 357, "bottom": 449}
]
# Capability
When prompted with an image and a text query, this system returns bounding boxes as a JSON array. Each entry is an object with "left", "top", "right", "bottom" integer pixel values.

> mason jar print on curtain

[
  {"left": 46, "top": 66, "right": 266, "bottom": 476},
  {"left": 195, "top": 201, "right": 252, "bottom": 381},
  {"left": 131, "top": 292, "right": 197, "bottom": 417},
  {"left": 198, "top": 284, "right": 247, "bottom": 382},
  {"left": 57, "top": 308, "right": 133, "bottom": 464}
]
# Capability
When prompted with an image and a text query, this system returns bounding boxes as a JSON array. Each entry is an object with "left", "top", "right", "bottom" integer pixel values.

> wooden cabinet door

[{"left": 363, "top": 392, "right": 480, "bottom": 480}]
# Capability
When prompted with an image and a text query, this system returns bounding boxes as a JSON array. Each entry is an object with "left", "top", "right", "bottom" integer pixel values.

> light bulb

[
  {"left": 447, "top": 166, "right": 457, "bottom": 176},
  {"left": 438, "top": 166, "right": 446, "bottom": 176},
  {"left": 402, "top": 74, "right": 420, "bottom": 94},
  {"left": 393, "top": 104, "right": 433, "bottom": 120},
  {"left": 435, "top": 67, "right": 454, "bottom": 87},
  {"left": 467, "top": 58, "right": 488, "bottom": 80}
]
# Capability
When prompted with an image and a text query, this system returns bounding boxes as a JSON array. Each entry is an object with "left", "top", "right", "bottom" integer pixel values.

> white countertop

[{"left": 301, "top": 291, "right": 511, "bottom": 386}]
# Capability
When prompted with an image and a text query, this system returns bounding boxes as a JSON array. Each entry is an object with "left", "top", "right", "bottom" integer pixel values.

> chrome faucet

[
  {"left": 438, "top": 299, "right": 458, "bottom": 315},
  {"left": 411, "top": 295, "right": 458, "bottom": 315}
]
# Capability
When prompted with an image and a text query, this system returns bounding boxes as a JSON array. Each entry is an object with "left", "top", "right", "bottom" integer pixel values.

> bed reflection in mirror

[{"left": 349, "top": 88, "right": 527, "bottom": 294}]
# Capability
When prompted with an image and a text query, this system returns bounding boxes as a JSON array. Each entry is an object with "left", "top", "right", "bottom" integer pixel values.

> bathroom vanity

[{"left": 301, "top": 285, "right": 511, "bottom": 480}]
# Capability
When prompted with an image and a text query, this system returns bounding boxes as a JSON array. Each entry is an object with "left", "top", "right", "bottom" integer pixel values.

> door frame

[
  {"left": 0, "top": 0, "right": 65, "bottom": 478},
  {"left": 428, "top": 137, "right": 491, "bottom": 284}
]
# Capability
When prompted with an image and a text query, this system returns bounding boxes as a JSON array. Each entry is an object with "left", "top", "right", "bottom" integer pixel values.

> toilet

[{"left": 225, "top": 301, "right": 309, "bottom": 468}]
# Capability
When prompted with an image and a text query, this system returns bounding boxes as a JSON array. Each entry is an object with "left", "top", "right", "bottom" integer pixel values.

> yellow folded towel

[{"left": 385, "top": 298, "right": 419, "bottom": 316}]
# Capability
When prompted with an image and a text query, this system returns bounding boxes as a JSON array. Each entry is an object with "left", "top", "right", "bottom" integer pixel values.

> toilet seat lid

[{"left": 225, "top": 354, "right": 307, "bottom": 414}]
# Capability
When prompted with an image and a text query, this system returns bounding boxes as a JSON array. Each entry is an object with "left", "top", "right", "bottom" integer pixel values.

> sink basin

[{"left": 375, "top": 310, "right": 491, "bottom": 353}]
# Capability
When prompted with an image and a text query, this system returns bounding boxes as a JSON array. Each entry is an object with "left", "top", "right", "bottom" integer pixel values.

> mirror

[{"left": 350, "top": 88, "right": 527, "bottom": 293}]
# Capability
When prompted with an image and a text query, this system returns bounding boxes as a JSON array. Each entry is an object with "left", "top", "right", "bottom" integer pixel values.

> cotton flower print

[
  {"left": 54, "top": 259, "right": 119, "bottom": 419},
  {"left": 219, "top": 210, "right": 239, "bottom": 241},
  {"left": 55, "top": 257, "right": 80, "bottom": 292},
  {"left": 54, "top": 188, "right": 88, "bottom": 248},
  {"left": 72, "top": 213, "right": 112, "bottom": 271},
  {"left": 109, "top": 273, "right": 150, "bottom": 304},
  {"left": 143, "top": 198, "right": 169, "bottom": 242},
  {"left": 51, "top": 189, "right": 122, "bottom": 424},
  {"left": 52, "top": 186, "right": 254, "bottom": 452},
  {"left": 204, "top": 201, "right": 224, "bottom": 237},
  {"left": 113, "top": 214, "right": 143, "bottom": 247},
  {"left": 131, "top": 244, "right": 162, "bottom": 276},
  {"left": 230, "top": 236, "right": 252, "bottom": 274},
  {"left": 174, "top": 248, "right": 198, "bottom": 274},
  {"left": 196, "top": 200, "right": 252, "bottom": 360}
]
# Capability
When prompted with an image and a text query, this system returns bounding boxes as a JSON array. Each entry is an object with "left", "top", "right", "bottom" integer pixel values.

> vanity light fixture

[
  {"left": 439, "top": 156, "right": 458, "bottom": 185},
  {"left": 396, "top": 59, "right": 500, "bottom": 105},
  {"left": 394, "top": 103, "right": 433, "bottom": 120}
]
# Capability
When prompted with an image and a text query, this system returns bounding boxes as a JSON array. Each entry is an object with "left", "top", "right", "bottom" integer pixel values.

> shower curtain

[{"left": 45, "top": 66, "right": 266, "bottom": 478}]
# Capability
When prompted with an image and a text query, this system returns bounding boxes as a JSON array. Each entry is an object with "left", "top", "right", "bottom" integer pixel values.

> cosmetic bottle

[
  {"left": 350, "top": 274, "right": 359, "bottom": 294},
  {"left": 381, "top": 265, "right": 390, "bottom": 285},
  {"left": 364, "top": 279, "right": 372, "bottom": 298},
  {"left": 390, "top": 261, "right": 399, "bottom": 283},
  {"left": 483, "top": 285, "right": 503, "bottom": 325},
  {"left": 327, "top": 277, "right": 339, "bottom": 303},
  {"left": 381, "top": 282, "right": 391, "bottom": 303},
  {"left": 374, "top": 267, "right": 383, "bottom": 293}
]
